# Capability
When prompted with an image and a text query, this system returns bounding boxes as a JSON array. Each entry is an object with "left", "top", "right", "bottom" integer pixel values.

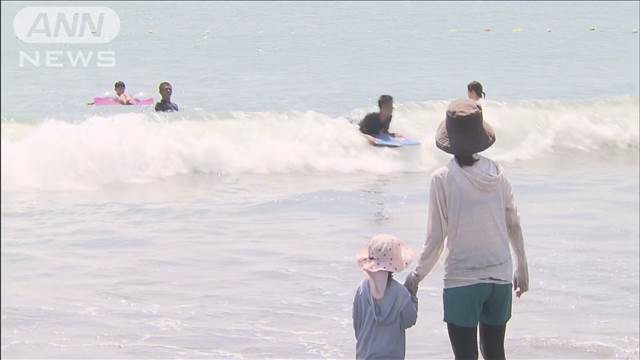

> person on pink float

[
  {"left": 87, "top": 81, "right": 134, "bottom": 106},
  {"left": 112, "top": 81, "right": 135, "bottom": 105}
]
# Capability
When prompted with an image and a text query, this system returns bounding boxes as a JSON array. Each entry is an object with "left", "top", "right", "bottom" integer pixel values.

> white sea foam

[{"left": 2, "top": 97, "right": 638, "bottom": 191}]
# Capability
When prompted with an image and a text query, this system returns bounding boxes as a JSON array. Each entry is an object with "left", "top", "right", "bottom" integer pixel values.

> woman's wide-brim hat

[{"left": 435, "top": 99, "right": 496, "bottom": 155}]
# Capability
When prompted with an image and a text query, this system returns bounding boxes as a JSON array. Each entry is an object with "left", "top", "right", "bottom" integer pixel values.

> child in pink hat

[{"left": 352, "top": 234, "right": 418, "bottom": 359}]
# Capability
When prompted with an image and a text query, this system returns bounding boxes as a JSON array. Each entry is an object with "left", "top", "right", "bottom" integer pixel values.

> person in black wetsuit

[
  {"left": 155, "top": 82, "right": 179, "bottom": 112},
  {"left": 359, "top": 95, "right": 396, "bottom": 136}
]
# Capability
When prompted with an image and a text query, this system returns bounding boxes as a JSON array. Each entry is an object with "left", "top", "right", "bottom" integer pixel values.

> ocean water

[{"left": 1, "top": 1, "right": 639, "bottom": 359}]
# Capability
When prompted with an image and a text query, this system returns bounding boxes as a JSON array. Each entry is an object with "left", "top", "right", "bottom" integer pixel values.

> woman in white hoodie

[{"left": 404, "top": 99, "right": 529, "bottom": 360}]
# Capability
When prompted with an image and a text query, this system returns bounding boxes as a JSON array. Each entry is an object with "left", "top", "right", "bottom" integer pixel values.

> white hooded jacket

[{"left": 408, "top": 155, "right": 528, "bottom": 289}]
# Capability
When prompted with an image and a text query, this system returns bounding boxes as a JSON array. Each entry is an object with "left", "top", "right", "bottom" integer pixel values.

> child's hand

[{"left": 404, "top": 273, "right": 419, "bottom": 297}]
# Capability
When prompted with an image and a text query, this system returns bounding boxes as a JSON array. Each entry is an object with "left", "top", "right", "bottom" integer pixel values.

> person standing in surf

[
  {"left": 467, "top": 81, "right": 486, "bottom": 110},
  {"left": 155, "top": 82, "right": 179, "bottom": 112},
  {"left": 359, "top": 95, "right": 396, "bottom": 137},
  {"left": 404, "top": 99, "right": 529, "bottom": 360}
]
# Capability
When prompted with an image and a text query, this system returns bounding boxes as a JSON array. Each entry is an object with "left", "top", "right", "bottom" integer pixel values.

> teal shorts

[{"left": 443, "top": 283, "right": 512, "bottom": 327}]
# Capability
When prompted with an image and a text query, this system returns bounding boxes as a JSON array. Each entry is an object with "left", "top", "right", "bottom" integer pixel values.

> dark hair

[
  {"left": 114, "top": 81, "right": 125, "bottom": 88},
  {"left": 378, "top": 95, "right": 393, "bottom": 108},
  {"left": 159, "top": 81, "right": 172, "bottom": 90},
  {"left": 467, "top": 81, "right": 485, "bottom": 98},
  {"left": 455, "top": 154, "right": 478, "bottom": 167}
]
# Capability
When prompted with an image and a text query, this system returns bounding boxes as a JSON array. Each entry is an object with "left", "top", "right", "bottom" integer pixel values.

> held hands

[
  {"left": 403, "top": 272, "right": 419, "bottom": 297},
  {"left": 513, "top": 265, "right": 529, "bottom": 298}
]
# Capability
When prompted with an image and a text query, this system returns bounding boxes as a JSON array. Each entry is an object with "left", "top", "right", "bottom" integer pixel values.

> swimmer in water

[
  {"left": 467, "top": 81, "right": 486, "bottom": 110},
  {"left": 154, "top": 82, "right": 179, "bottom": 112}
]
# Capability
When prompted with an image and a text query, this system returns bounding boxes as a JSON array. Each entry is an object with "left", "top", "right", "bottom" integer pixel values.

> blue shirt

[{"left": 353, "top": 278, "right": 418, "bottom": 359}]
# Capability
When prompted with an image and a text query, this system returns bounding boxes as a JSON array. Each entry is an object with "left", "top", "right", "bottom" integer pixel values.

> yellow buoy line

[{"left": 444, "top": 27, "right": 639, "bottom": 33}]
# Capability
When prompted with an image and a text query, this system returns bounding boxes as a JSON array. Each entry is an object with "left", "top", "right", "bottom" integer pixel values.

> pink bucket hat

[
  {"left": 357, "top": 234, "right": 415, "bottom": 299},
  {"left": 357, "top": 234, "right": 415, "bottom": 274}
]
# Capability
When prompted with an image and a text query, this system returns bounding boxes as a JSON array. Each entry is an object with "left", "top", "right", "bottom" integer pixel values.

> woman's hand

[{"left": 513, "top": 266, "right": 529, "bottom": 298}]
